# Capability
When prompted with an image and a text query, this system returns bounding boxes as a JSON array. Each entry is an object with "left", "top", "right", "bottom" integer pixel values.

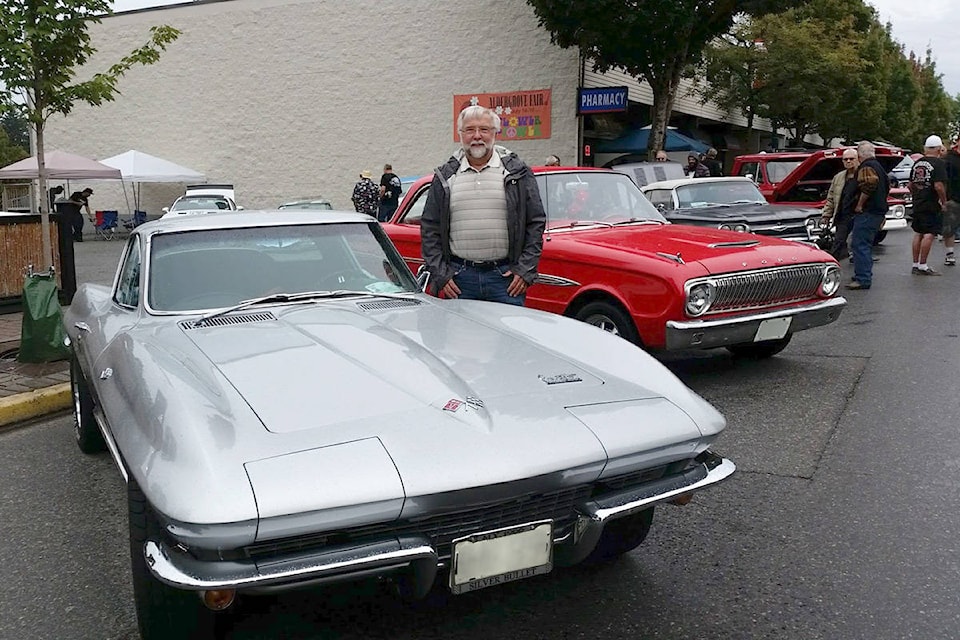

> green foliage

[
  {"left": 697, "top": 0, "right": 954, "bottom": 150},
  {"left": 0, "top": 127, "right": 28, "bottom": 167},
  {"left": 526, "top": 0, "right": 806, "bottom": 156},
  {"left": 1, "top": 111, "right": 30, "bottom": 151}
]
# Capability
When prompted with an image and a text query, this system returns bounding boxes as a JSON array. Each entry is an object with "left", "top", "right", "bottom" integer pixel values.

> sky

[{"left": 107, "top": 0, "right": 960, "bottom": 96}]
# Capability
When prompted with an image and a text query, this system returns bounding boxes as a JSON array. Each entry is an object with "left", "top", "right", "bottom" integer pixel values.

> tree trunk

[
  {"left": 747, "top": 109, "right": 755, "bottom": 153},
  {"left": 36, "top": 123, "right": 54, "bottom": 272},
  {"left": 646, "top": 61, "right": 683, "bottom": 160}
]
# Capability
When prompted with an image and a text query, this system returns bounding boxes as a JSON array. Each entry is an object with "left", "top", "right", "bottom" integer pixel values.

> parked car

[
  {"left": 610, "top": 160, "right": 685, "bottom": 187},
  {"left": 162, "top": 183, "right": 241, "bottom": 218},
  {"left": 277, "top": 197, "right": 333, "bottom": 210},
  {"left": 731, "top": 147, "right": 908, "bottom": 243},
  {"left": 383, "top": 167, "right": 846, "bottom": 359},
  {"left": 64, "top": 209, "right": 735, "bottom": 639},
  {"left": 889, "top": 154, "right": 914, "bottom": 183},
  {"left": 639, "top": 176, "right": 821, "bottom": 242}
]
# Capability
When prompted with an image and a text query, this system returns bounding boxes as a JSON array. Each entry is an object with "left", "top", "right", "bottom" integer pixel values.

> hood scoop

[
  {"left": 708, "top": 240, "right": 762, "bottom": 248},
  {"left": 356, "top": 299, "right": 422, "bottom": 312},
  {"left": 180, "top": 311, "right": 277, "bottom": 330}
]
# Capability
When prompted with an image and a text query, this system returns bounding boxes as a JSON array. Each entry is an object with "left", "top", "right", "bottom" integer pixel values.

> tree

[
  {"left": 1, "top": 111, "right": 30, "bottom": 152},
  {"left": 0, "top": 1, "right": 179, "bottom": 270},
  {"left": 526, "top": 0, "right": 807, "bottom": 158},
  {"left": 0, "top": 127, "right": 28, "bottom": 167}
]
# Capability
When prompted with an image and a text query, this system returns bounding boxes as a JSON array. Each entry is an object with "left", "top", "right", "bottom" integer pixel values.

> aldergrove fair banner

[{"left": 453, "top": 90, "right": 552, "bottom": 141}]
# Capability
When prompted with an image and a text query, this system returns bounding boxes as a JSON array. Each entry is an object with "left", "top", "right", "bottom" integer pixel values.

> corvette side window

[{"left": 114, "top": 236, "right": 141, "bottom": 308}]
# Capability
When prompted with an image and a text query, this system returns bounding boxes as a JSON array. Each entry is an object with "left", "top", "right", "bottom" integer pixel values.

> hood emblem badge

[
  {"left": 443, "top": 397, "right": 484, "bottom": 412},
  {"left": 539, "top": 373, "right": 583, "bottom": 385},
  {"left": 443, "top": 399, "right": 463, "bottom": 412},
  {"left": 465, "top": 396, "right": 484, "bottom": 410}
]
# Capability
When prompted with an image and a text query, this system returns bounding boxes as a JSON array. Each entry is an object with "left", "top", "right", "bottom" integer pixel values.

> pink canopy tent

[{"left": 0, "top": 150, "right": 122, "bottom": 180}]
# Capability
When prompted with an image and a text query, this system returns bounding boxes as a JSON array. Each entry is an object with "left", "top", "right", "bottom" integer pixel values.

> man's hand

[
  {"left": 441, "top": 279, "right": 461, "bottom": 299},
  {"left": 504, "top": 271, "right": 528, "bottom": 297}
]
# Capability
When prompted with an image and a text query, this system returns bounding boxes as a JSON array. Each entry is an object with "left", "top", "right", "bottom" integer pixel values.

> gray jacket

[{"left": 420, "top": 147, "right": 546, "bottom": 295}]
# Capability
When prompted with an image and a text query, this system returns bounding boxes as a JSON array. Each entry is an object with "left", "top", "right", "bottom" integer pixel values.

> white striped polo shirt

[{"left": 448, "top": 151, "right": 509, "bottom": 261}]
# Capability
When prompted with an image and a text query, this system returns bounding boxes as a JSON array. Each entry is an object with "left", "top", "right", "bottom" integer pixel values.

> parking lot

[{"left": 1, "top": 227, "right": 958, "bottom": 639}]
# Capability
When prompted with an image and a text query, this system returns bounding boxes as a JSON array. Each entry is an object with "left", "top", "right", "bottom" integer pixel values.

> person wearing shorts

[{"left": 909, "top": 135, "right": 948, "bottom": 275}]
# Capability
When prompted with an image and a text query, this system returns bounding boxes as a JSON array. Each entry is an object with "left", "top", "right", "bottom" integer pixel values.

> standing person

[
  {"left": 820, "top": 148, "right": 860, "bottom": 260},
  {"left": 943, "top": 135, "right": 960, "bottom": 266},
  {"left": 378, "top": 164, "right": 402, "bottom": 222},
  {"left": 544, "top": 155, "right": 560, "bottom": 166},
  {"left": 351, "top": 170, "right": 379, "bottom": 217},
  {"left": 685, "top": 153, "right": 710, "bottom": 178},
  {"left": 702, "top": 148, "right": 723, "bottom": 177},
  {"left": 845, "top": 142, "right": 890, "bottom": 290},
  {"left": 65, "top": 187, "right": 93, "bottom": 242},
  {"left": 420, "top": 105, "right": 545, "bottom": 306},
  {"left": 908, "top": 135, "right": 948, "bottom": 276}
]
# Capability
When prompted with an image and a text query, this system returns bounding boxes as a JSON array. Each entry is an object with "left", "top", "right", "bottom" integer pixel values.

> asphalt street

[{"left": 1, "top": 228, "right": 958, "bottom": 639}]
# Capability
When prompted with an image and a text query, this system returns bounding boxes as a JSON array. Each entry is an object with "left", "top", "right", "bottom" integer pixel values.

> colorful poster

[{"left": 453, "top": 90, "right": 552, "bottom": 141}]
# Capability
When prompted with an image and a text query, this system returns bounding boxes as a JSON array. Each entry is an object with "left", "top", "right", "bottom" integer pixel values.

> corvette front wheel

[{"left": 71, "top": 355, "right": 105, "bottom": 454}]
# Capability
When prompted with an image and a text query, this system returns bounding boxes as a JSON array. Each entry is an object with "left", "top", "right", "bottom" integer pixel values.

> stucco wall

[{"left": 45, "top": 0, "right": 580, "bottom": 216}]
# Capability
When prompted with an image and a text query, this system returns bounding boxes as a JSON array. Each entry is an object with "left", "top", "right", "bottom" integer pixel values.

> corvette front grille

[
  {"left": 700, "top": 264, "right": 826, "bottom": 314},
  {"left": 244, "top": 485, "right": 592, "bottom": 561}
]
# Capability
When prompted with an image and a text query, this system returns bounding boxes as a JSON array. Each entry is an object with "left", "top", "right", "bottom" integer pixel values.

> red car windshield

[{"left": 536, "top": 171, "right": 666, "bottom": 229}]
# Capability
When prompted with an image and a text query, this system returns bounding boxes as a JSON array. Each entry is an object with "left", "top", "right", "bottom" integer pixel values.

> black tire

[
  {"left": 727, "top": 334, "right": 792, "bottom": 359},
  {"left": 71, "top": 356, "right": 106, "bottom": 454},
  {"left": 129, "top": 479, "right": 220, "bottom": 640},
  {"left": 584, "top": 508, "right": 655, "bottom": 562},
  {"left": 574, "top": 300, "right": 640, "bottom": 345},
  {"left": 873, "top": 229, "right": 887, "bottom": 245}
]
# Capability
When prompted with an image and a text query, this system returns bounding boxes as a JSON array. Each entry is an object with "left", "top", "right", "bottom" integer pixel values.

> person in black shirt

[
  {"left": 942, "top": 134, "right": 960, "bottom": 266},
  {"left": 47, "top": 185, "right": 64, "bottom": 212},
  {"left": 909, "top": 136, "right": 948, "bottom": 275},
  {"left": 378, "top": 164, "right": 402, "bottom": 222},
  {"left": 703, "top": 148, "right": 723, "bottom": 177},
  {"left": 64, "top": 188, "right": 93, "bottom": 242}
]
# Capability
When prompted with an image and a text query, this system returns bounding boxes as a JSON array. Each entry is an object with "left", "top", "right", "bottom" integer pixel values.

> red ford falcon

[{"left": 383, "top": 167, "right": 846, "bottom": 359}]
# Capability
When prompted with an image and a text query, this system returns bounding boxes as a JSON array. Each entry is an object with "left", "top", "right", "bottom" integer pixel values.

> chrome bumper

[
  {"left": 145, "top": 452, "right": 736, "bottom": 593},
  {"left": 882, "top": 218, "right": 908, "bottom": 231},
  {"left": 664, "top": 296, "right": 846, "bottom": 351}
]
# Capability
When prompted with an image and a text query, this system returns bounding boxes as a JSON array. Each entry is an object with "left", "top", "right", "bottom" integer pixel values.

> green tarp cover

[{"left": 18, "top": 274, "right": 69, "bottom": 363}]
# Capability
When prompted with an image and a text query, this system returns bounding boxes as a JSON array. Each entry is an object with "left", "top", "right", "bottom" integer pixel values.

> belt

[{"left": 450, "top": 256, "right": 510, "bottom": 270}]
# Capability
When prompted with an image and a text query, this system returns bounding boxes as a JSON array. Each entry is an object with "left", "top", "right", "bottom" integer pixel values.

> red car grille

[{"left": 707, "top": 264, "right": 825, "bottom": 314}]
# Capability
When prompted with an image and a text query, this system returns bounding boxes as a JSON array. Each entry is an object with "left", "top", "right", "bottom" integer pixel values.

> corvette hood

[
  {"left": 555, "top": 224, "right": 833, "bottom": 274},
  {"left": 183, "top": 300, "right": 619, "bottom": 435}
]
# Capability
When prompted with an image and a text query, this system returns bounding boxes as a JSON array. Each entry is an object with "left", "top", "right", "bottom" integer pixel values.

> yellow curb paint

[{"left": 0, "top": 383, "right": 72, "bottom": 428}]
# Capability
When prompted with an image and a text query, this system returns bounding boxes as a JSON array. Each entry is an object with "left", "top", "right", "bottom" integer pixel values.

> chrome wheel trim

[{"left": 582, "top": 313, "right": 621, "bottom": 336}]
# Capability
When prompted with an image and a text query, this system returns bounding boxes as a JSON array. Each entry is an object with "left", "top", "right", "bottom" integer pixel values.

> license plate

[
  {"left": 449, "top": 520, "right": 553, "bottom": 594},
  {"left": 754, "top": 317, "right": 791, "bottom": 342}
]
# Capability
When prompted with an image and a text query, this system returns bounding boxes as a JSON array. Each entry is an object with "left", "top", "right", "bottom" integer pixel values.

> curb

[{"left": 0, "top": 383, "right": 72, "bottom": 429}]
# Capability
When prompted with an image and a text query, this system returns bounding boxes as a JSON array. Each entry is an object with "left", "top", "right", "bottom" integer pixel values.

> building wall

[{"left": 45, "top": 0, "right": 581, "bottom": 216}]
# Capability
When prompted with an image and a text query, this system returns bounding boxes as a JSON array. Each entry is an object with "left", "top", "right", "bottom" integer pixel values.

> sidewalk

[{"left": 0, "top": 311, "right": 72, "bottom": 429}]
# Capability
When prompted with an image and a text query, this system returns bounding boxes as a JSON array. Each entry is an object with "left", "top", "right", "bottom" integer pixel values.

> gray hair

[
  {"left": 857, "top": 141, "right": 876, "bottom": 159},
  {"left": 457, "top": 106, "right": 501, "bottom": 133}
]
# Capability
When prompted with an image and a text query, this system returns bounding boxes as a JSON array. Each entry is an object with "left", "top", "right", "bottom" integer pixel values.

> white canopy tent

[
  {"left": 0, "top": 150, "right": 123, "bottom": 180},
  {"left": 100, "top": 150, "right": 206, "bottom": 215}
]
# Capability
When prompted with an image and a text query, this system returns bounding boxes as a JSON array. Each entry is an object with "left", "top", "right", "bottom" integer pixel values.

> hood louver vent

[
  {"left": 356, "top": 299, "right": 422, "bottom": 311},
  {"left": 180, "top": 311, "right": 277, "bottom": 330}
]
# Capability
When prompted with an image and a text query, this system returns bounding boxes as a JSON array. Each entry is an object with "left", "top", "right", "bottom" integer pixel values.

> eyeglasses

[
  {"left": 460, "top": 126, "right": 496, "bottom": 136},
  {"left": 842, "top": 157, "right": 857, "bottom": 162}
]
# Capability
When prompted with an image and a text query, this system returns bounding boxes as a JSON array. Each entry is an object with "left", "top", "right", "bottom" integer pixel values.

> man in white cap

[
  {"left": 908, "top": 135, "right": 948, "bottom": 276},
  {"left": 351, "top": 169, "right": 380, "bottom": 217}
]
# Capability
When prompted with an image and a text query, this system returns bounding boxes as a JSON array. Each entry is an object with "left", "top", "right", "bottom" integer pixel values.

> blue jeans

[
  {"left": 850, "top": 213, "right": 884, "bottom": 286},
  {"left": 452, "top": 264, "right": 525, "bottom": 306}
]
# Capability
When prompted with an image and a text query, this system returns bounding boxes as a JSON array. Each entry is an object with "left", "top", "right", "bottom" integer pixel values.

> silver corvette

[{"left": 64, "top": 210, "right": 735, "bottom": 639}]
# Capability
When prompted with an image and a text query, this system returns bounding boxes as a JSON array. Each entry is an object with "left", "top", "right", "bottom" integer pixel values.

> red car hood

[{"left": 550, "top": 223, "right": 833, "bottom": 275}]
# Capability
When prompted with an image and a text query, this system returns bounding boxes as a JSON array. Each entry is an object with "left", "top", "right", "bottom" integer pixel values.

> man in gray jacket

[{"left": 420, "top": 105, "right": 545, "bottom": 305}]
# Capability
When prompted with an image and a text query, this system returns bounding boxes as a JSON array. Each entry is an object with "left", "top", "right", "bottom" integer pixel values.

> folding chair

[
  {"left": 122, "top": 210, "right": 147, "bottom": 231},
  {"left": 94, "top": 210, "right": 119, "bottom": 240}
]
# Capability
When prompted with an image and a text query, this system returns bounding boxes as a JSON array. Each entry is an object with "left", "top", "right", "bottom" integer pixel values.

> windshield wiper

[
  {"left": 729, "top": 199, "right": 761, "bottom": 205},
  {"left": 610, "top": 219, "right": 664, "bottom": 226},
  {"left": 193, "top": 290, "right": 387, "bottom": 326},
  {"left": 547, "top": 220, "right": 613, "bottom": 231}
]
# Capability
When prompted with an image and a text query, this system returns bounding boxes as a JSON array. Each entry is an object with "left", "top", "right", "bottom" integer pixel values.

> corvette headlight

[
  {"left": 820, "top": 265, "right": 841, "bottom": 297},
  {"left": 891, "top": 204, "right": 905, "bottom": 219},
  {"left": 685, "top": 281, "right": 716, "bottom": 316}
]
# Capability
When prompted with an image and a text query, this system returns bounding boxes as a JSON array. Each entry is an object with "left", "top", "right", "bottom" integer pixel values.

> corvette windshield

[
  {"left": 537, "top": 172, "right": 666, "bottom": 230},
  {"left": 676, "top": 181, "right": 767, "bottom": 208},
  {"left": 148, "top": 222, "right": 419, "bottom": 312}
]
